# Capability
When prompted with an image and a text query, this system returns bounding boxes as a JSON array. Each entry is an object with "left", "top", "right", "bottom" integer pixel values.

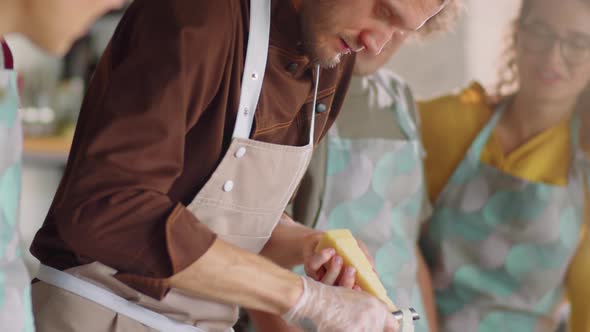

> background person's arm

[{"left": 416, "top": 247, "right": 440, "bottom": 332}]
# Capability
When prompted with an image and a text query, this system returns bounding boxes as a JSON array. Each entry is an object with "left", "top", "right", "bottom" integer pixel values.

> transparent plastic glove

[{"left": 282, "top": 276, "right": 399, "bottom": 332}]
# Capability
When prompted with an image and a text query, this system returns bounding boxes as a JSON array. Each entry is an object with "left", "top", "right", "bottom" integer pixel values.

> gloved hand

[{"left": 282, "top": 276, "right": 399, "bottom": 332}]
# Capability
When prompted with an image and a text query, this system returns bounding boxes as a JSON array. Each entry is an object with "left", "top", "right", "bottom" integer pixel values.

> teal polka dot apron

[
  {"left": 313, "top": 73, "right": 431, "bottom": 332},
  {"left": 423, "top": 103, "right": 586, "bottom": 332}
]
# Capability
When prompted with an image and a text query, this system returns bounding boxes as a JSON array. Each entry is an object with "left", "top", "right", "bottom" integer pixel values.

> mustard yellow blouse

[{"left": 418, "top": 83, "right": 590, "bottom": 332}]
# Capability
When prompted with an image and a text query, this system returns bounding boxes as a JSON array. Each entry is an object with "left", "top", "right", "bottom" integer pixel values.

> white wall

[
  {"left": 388, "top": 0, "right": 522, "bottom": 99},
  {"left": 465, "top": 0, "right": 521, "bottom": 88},
  {"left": 388, "top": 15, "right": 469, "bottom": 99}
]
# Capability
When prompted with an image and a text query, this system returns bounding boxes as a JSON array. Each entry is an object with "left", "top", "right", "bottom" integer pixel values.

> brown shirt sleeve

[{"left": 48, "top": 0, "right": 240, "bottom": 298}]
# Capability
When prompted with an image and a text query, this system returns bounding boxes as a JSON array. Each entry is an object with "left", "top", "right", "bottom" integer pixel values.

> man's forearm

[
  {"left": 247, "top": 309, "right": 303, "bottom": 332},
  {"left": 169, "top": 238, "right": 302, "bottom": 315},
  {"left": 259, "top": 213, "right": 320, "bottom": 268}
]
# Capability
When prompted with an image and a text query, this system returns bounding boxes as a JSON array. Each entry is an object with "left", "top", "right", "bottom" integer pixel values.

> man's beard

[
  {"left": 304, "top": 42, "right": 346, "bottom": 68},
  {"left": 299, "top": 2, "right": 348, "bottom": 68}
]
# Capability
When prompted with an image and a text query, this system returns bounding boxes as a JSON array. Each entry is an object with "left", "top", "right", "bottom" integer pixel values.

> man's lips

[
  {"left": 339, "top": 38, "right": 352, "bottom": 53},
  {"left": 339, "top": 38, "right": 366, "bottom": 54}
]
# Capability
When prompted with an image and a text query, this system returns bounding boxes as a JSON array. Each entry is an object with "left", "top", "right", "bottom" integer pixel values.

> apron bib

[
  {"left": 313, "top": 73, "right": 428, "bottom": 332},
  {"left": 33, "top": 1, "right": 319, "bottom": 331},
  {"left": 423, "top": 103, "right": 586, "bottom": 332},
  {"left": 0, "top": 41, "right": 34, "bottom": 332}
]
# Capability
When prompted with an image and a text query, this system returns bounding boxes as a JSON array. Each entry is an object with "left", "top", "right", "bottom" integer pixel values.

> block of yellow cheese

[{"left": 315, "top": 229, "right": 397, "bottom": 312}]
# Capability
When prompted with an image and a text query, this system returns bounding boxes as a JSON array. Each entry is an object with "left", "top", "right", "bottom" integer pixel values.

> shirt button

[
  {"left": 315, "top": 103, "right": 328, "bottom": 114},
  {"left": 287, "top": 63, "right": 298, "bottom": 73},
  {"left": 223, "top": 180, "right": 234, "bottom": 192},
  {"left": 235, "top": 147, "right": 247, "bottom": 159}
]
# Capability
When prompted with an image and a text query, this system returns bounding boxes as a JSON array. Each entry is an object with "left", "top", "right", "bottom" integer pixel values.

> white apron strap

[
  {"left": 231, "top": 0, "right": 319, "bottom": 147},
  {"left": 36, "top": 265, "right": 214, "bottom": 332},
  {"left": 232, "top": 0, "right": 271, "bottom": 139},
  {"left": 308, "top": 64, "right": 320, "bottom": 146}
]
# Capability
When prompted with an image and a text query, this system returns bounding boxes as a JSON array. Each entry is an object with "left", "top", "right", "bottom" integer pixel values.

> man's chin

[
  {"left": 315, "top": 52, "right": 350, "bottom": 69},
  {"left": 305, "top": 42, "right": 352, "bottom": 68}
]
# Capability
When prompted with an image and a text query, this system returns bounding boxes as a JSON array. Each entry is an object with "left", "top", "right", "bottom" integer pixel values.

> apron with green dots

[
  {"left": 313, "top": 72, "right": 430, "bottom": 332},
  {"left": 424, "top": 103, "right": 586, "bottom": 332}
]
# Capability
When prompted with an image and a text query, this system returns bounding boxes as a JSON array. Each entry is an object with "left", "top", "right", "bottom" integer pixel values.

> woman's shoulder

[
  {"left": 417, "top": 82, "right": 497, "bottom": 133},
  {"left": 418, "top": 82, "right": 491, "bottom": 114}
]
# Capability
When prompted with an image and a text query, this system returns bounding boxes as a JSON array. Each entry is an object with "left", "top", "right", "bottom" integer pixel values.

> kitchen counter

[{"left": 23, "top": 135, "right": 72, "bottom": 166}]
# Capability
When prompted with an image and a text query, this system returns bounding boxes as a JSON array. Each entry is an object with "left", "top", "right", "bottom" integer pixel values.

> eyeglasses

[{"left": 518, "top": 20, "right": 590, "bottom": 66}]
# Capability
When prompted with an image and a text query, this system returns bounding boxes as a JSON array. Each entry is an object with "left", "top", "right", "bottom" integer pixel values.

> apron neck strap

[
  {"left": 465, "top": 100, "right": 508, "bottom": 163},
  {"left": 373, "top": 73, "right": 418, "bottom": 141},
  {"left": 570, "top": 112, "right": 581, "bottom": 149},
  {"left": 569, "top": 112, "right": 590, "bottom": 181},
  {"left": 308, "top": 64, "right": 320, "bottom": 146},
  {"left": 232, "top": 0, "right": 271, "bottom": 139},
  {"left": 394, "top": 86, "right": 420, "bottom": 142},
  {"left": 467, "top": 101, "right": 583, "bottom": 165},
  {"left": 232, "top": 0, "right": 318, "bottom": 147}
]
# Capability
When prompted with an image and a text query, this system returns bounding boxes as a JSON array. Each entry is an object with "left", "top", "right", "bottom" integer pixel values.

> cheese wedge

[{"left": 315, "top": 229, "right": 397, "bottom": 312}]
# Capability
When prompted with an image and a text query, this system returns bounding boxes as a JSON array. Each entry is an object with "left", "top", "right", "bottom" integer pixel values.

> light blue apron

[
  {"left": 423, "top": 103, "right": 586, "bottom": 332},
  {"left": 313, "top": 72, "right": 430, "bottom": 332},
  {"left": 0, "top": 42, "right": 34, "bottom": 332}
]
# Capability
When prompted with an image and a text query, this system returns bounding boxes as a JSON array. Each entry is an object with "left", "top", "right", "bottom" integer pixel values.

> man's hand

[
  {"left": 283, "top": 276, "right": 399, "bottom": 332},
  {"left": 303, "top": 233, "right": 374, "bottom": 290}
]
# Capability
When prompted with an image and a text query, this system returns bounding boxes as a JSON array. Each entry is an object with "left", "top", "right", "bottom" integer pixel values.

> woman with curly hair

[{"left": 419, "top": 0, "right": 590, "bottom": 330}]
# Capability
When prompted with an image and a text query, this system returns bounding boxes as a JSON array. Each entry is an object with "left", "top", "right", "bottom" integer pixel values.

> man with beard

[
  {"left": 246, "top": 3, "right": 459, "bottom": 332},
  {"left": 29, "top": 0, "right": 448, "bottom": 331}
]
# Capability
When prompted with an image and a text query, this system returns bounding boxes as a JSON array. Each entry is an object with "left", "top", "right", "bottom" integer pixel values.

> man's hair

[{"left": 417, "top": 0, "right": 463, "bottom": 38}]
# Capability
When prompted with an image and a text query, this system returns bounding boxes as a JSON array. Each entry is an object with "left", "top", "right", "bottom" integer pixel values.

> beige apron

[{"left": 32, "top": 0, "right": 320, "bottom": 331}]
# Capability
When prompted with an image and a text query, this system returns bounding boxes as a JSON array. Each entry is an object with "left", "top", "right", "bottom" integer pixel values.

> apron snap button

[
  {"left": 223, "top": 180, "right": 234, "bottom": 192},
  {"left": 315, "top": 103, "right": 327, "bottom": 113},
  {"left": 287, "top": 63, "right": 298, "bottom": 73},
  {"left": 235, "top": 147, "right": 247, "bottom": 158}
]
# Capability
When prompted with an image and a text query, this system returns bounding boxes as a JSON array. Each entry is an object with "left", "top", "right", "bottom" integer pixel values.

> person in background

[
  {"left": 245, "top": 2, "right": 460, "bottom": 332},
  {"left": 418, "top": 0, "right": 590, "bottom": 330},
  {"left": 28, "top": 0, "right": 450, "bottom": 331},
  {"left": 0, "top": 0, "right": 124, "bottom": 55},
  {"left": 0, "top": 1, "right": 125, "bottom": 331}
]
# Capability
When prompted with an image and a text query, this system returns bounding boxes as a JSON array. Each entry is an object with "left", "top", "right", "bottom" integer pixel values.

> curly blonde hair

[{"left": 417, "top": 0, "right": 463, "bottom": 38}]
